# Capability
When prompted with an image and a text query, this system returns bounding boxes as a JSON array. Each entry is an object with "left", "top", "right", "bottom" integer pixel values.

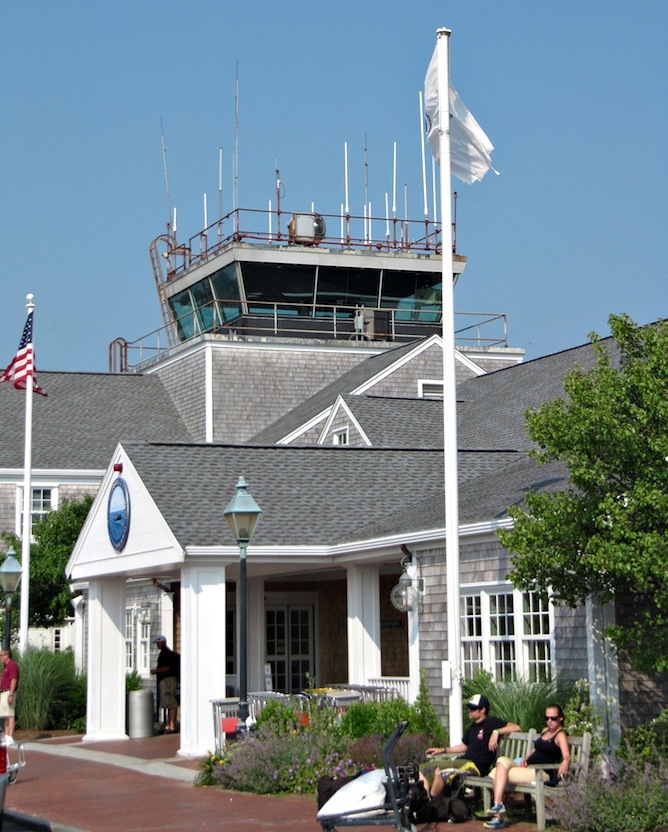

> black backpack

[{"left": 407, "top": 780, "right": 471, "bottom": 824}]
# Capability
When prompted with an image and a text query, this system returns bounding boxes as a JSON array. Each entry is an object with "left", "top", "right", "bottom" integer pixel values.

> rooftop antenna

[
  {"left": 343, "top": 142, "right": 350, "bottom": 244},
  {"left": 233, "top": 63, "right": 240, "bottom": 233},
  {"left": 218, "top": 147, "right": 223, "bottom": 241},
  {"left": 392, "top": 141, "right": 397, "bottom": 245},
  {"left": 275, "top": 164, "right": 283, "bottom": 238},
  {"left": 160, "top": 119, "right": 172, "bottom": 235},
  {"left": 364, "top": 134, "right": 369, "bottom": 243}
]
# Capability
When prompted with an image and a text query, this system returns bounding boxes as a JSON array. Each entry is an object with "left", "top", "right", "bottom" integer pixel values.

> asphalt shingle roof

[{"left": 0, "top": 372, "right": 193, "bottom": 469}]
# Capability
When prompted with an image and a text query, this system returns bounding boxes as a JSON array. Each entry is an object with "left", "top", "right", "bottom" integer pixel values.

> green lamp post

[
  {"left": 224, "top": 477, "right": 263, "bottom": 729},
  {"left": 0, "top": 548, "right": 23, "bottom": 650}
]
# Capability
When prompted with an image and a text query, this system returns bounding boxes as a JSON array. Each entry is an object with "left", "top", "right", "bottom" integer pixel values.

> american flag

[{"left": 1, "top": 311, "right": 47, "bottom": 396}]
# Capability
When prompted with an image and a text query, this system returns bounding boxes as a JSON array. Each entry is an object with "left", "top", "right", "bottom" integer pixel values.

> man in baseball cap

[
  {"left": 150, "top": 635, "right": 180, "bottom": 733},
  {"left": 422, "top": 693, "right": 520, "bottom": 800}
]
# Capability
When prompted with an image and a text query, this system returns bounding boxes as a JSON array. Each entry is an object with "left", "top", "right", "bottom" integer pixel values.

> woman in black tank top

[{"left": 483, "top": 704, "right": 571, "bottom": 830}]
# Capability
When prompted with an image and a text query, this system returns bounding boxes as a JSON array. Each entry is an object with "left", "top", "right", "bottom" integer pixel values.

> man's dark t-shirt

[
  {"left": 156, "top": 647, "right": 180, "bottom": 682},
  {"left": 460, "top": 716, "right": 508, "bottom": 775}
]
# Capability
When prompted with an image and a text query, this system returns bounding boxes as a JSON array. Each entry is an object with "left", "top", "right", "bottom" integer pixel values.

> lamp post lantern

[
  {"left": 224, "top": 477, "right": 263, "bottom": 728},
  {"left": 0, "top": 548, "right": 23, "bottom": 651}
]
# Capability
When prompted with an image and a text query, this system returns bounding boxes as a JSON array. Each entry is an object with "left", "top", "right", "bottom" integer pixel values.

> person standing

[
  {"left": 0, "top": 648, "right": 19, "bottom": 744},
  {"left": 421, "top": 694, "right": 521, "bottom": 798},
  {"left": 150, "top": 635, "right": 179, "bottom": 733}
]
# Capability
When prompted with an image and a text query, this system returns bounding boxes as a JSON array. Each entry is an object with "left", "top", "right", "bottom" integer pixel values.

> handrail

[
  {"left": 158, "top": 207, "right": 448, "bottom": 282},
  {"left": 109, "top": 301, "right": 509, "bottom": 372}
]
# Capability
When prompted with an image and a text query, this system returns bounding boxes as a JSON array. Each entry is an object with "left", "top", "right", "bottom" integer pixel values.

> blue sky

[{"left": 1, "top": 1, "right": 666, "bottom": 373}]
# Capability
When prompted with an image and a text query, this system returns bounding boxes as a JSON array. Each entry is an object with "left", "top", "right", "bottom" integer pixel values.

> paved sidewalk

[{"left": 3, "top": 733, "right": 545, "bottom": 831}]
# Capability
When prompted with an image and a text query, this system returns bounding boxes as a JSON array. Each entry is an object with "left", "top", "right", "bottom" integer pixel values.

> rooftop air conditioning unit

[{"left": 288, "top": 213, "right": 326, "bottom": 245}]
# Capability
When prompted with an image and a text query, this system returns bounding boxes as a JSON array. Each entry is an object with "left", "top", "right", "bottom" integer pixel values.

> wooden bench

[{"left": 464, "top": 730, "right": 592, "bottom": 830}]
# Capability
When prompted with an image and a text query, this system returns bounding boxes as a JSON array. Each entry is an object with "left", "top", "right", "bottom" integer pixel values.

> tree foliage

[
  {"left": 499, "top": 314, "right": 668, "bottom": 672},
  {"left": 1, "top": 494, "right": 93, "bottom": 628}
]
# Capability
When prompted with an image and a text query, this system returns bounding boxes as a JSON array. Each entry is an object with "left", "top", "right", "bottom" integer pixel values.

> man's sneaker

[
  {"left": 4, "top": 736, "right": 15, "bottom": 746},
  {"left": 487, "top": 803, "right": 506, "bottom": 815},
  {"left": 483, "top": 818, "right": 506, "bottom": 829}
]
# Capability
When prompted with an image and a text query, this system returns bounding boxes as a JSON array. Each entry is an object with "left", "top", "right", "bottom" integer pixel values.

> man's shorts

[
  {"left": 0, "top": 690, "right": 16, "bottom": 717},
  {"left": 159, "top": 676, "right": 178, "bottom": 708},
  {"left": 419, "top": 756, "right": 480, "bottom": 786}
]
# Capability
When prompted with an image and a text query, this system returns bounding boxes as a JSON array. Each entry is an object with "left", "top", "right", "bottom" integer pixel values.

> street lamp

[
  {"left": 0, "top": 548, "right": 23, "bottom": 650},
  {"left": 224, "top": 477, "right": 263, "bottom": 729}
]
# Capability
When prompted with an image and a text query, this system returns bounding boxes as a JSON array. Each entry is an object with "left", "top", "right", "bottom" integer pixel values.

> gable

[{"left": 67, "top": 443, "right": 185, "bottom": 581}]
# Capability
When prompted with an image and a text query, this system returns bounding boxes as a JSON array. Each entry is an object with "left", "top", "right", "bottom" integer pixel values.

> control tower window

[
  {"left": 210, "top": 265, "right": 242, "bottom": 324},
  {"left": 381, "top": 270, "right": 442, "bottom": 322},
  {"left": 241, "top": 263, "right": 316, "bottom": 314},
  {"left": 315, "top": 267, "right": 380, "bottom": 317},
  {"left": 169, "top": 289, "right": 197, "bottom": 340}
]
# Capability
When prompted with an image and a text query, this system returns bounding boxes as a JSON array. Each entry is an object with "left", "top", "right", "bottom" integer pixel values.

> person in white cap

[
  {"left": 421, "top": 694, "right": 520, "bottom": 801},
  {"left": 150, "top": 635, "right": 180, "bottom": 733}
]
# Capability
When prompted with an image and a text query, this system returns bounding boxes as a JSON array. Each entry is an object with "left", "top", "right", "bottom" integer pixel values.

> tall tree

[
  {"left": 499, "top": 314, "right": 668, "bottom": 672},
  {"left": 1, "top": 494, "right": 93, "bottom": 628}
]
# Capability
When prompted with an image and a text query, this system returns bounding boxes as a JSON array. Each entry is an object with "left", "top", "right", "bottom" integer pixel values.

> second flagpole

[{"left": 436, "top": 27, "right": 464, "bottom": 745}]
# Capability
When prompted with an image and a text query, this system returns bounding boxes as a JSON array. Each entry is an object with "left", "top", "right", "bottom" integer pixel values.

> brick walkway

[{"left": 4, "top": 734, "right": 547, "bottom": 831}]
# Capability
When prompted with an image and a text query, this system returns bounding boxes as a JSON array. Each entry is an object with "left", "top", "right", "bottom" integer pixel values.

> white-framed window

[
  {"left": 418, "top": 379, "right": 444, "bottom": 399},
  {"left": 18, "top": 486, "right": 56, "bottom": 538},
  {"left": 332, "top": 427, "right": 349, "bottom": 446},
  {"left": 125, "top": 610, "right": 135, "bottom": 672},
  {"left": 125, "top": 609, "right": 151, "bottom": 675},
  {"left": 461, "top": 586, "right": 553, "bottom": 682}
]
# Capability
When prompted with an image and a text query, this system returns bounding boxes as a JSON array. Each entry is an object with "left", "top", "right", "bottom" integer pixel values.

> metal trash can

[{"left": 128, "top": 689, "right": 154, "bottom": 738}]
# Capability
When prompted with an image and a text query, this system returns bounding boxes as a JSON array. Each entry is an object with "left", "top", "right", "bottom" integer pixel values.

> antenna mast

[
  {"left": 234, "top": 63, "right": 240, "bottom": 233},
  {"left": 218, "top": 147, "right": 223, "bottom": 241},
  {"left": 160, "top": 119, "right": 172, "bottom": 235}
]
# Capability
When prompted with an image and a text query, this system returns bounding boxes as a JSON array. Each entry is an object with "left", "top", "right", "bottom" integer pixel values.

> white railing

[{"left": 367, "top": 677, "right": 410, "bottom": 701}]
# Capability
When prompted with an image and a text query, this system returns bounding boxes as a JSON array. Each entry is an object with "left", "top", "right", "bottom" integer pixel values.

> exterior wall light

[{"left": 390, "top": 549, "right": 424, "bottom": 613}]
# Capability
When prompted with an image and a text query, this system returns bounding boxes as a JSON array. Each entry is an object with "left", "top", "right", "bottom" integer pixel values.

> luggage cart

[
  {"left": 6, "top": 741, "right": 27, "bottom": 784},
  {"left": 317, "top": 721, "right": 417, "bottom": 832}
]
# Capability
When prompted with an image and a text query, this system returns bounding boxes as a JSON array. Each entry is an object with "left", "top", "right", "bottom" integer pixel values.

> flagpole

[
  {"left": 18, "top": 294, "right": 35, "bottom": 653},
  {"left": 436, "top": 27, "right": 463, "bottom": 744}
]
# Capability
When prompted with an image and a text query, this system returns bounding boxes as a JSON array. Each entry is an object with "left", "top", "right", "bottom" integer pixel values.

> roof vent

[{"left": 288, "top": 213, "right": 326, "bottom": 245}]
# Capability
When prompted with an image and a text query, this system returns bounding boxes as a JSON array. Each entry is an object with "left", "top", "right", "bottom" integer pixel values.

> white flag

[{"left": 424, "top": 44, "right": 496, "bottom": 184}]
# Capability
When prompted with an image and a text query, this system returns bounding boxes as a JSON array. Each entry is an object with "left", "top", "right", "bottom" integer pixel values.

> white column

[
  {"left": 84, "top": 577, "right": 127, "bottom": 742},
  {"left": 586, "top": 597, "right": 621, "bottom": 753},
  {"left": 71, "top": 595, "right": 87, "bottom": 674},
  {"left": 247, "top": 577, "right": 266, "bottom": 692},
  {"left": 346, "top": 565, "right": 381, "bottom": 684},
  {"left": 179, "top": 562, "right": 228, "bottom": 757}
]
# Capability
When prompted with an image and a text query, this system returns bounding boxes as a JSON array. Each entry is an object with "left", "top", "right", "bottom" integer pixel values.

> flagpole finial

[{"left": 26, "top": 294, "right": 34, "bottom": 312}]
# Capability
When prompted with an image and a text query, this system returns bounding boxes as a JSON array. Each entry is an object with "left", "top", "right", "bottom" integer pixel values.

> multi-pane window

[
  {"left": 19, "top": 486, "right": 54, "bottom": 537},
  {"left": 332, "top": 428, "right": 349, "bottom": 446},
  {"left": 125, "top": 609, "right": 151, "bottom": 675},
  {"left": 125, "top": 610, "right": 135, "bottom": 672},
  {"left": 461, "top": 587, "right": 553, "bottom": 682}
]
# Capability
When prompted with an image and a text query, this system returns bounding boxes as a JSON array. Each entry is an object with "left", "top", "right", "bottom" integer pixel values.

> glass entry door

[{"left": 266, "top": 605, "right": 314, "bottom": 693}]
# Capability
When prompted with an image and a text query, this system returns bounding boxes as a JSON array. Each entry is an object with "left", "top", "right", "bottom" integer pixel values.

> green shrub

[
  {"left": 411, "top": 672, "right": 447, "bottom": 745},
  {"left": 125, "top": 670, "right": 144, "bottom": 692},
  {"left": 17, "top": 647, "right": 86, "bottom": 730},
  {"left": 551, "top": 749, "right": 668, "bottom": 831},
  {"left": 212, "top": 719, "right": 355, "bottom": 794},
  {"left": 462, "top": 669, "right": 578, "bottom": 733},
  {"left": 340, "top": 698, "right": 412, "bottom": 740},
  {"left": 563, "top": 678, "right": 606, "bottom": 760},
  {"left": 618, "top": 708, "right": 668, "bottom": 765}
]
